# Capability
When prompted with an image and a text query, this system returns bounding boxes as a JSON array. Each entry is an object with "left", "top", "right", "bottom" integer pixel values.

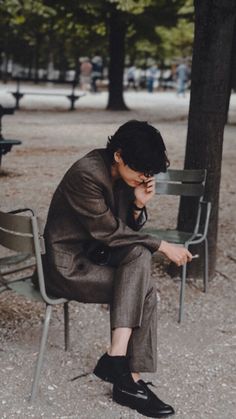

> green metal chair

[
  {"left": 143, "top": 169, "right": 211, "bottom": 323},
  {"left": 0, "top": 208, "right": 70, "bottom": 402}
]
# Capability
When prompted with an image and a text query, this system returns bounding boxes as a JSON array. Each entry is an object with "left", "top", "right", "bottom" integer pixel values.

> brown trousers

[
  {"left": 46, "top": 244, "right": 158, "bottom": 372},
  {"left": 109, "top": 244, "right": 157, "bottom": 372}
]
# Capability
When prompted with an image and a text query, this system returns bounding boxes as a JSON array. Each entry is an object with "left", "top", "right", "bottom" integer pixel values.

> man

[{"left": 43, "top": 120, "right": 192, "bottom": 417}]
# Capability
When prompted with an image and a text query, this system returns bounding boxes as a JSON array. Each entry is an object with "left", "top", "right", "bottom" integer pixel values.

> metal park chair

[
  {"left": 0, "top": 208, "right": 70, "bottom": 402},
  {"left": 144, "top": 169, "right": 211, "bottom": 323}
]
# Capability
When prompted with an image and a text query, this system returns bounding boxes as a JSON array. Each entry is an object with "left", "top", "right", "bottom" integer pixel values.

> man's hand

[
  {"left": 159, "top": 241, "right": 192, "bottom": 266},
  {"left": 134, "top": 177, "right": 155, "bottom": 208}
]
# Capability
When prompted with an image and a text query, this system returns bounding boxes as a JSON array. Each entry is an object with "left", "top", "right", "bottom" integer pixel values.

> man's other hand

[{"left": 158, "top": 241, "right": 192, "bottom": 266}]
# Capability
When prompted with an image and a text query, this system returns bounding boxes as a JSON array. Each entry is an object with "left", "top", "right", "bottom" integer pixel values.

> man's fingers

[
  {"left": 175, "top": 249, "right": 192, "bottom": 266},
  {"left": 160, "top": 242, "right": 194, "bottom": 266},
  {"left": 146, "top": 181, "right": 155, "bottom": 192},
  {"left": 186, "top": 250, "right": 193, "bottom": 261},
  {"left": 144, "top": 178, "right": 155, "bottom": 187}
]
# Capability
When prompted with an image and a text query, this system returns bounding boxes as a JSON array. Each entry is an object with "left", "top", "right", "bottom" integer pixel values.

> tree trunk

[
  {"left": 27, "top": 54, "right": 33, "bottom": 79},
  {"left": 33, "top": 35, "right": 41, "bottom": 83},
  {"left": 2, "top": 52, "right": 9, "bottom": 82},
  {"left": 106, "top": 8, "right": 129, "bottom": 110},
  {"left": 225, "top": 20, "right": 236, "bottom": 122},
  {"left": 230, "top": 21, "right": 236, "bottom": 91},
  {"left": 177, "top": 0, "right": 236, "bottom": 278},
  {"left": 225, "top": 21, "right": 236, "bottom": 124}
]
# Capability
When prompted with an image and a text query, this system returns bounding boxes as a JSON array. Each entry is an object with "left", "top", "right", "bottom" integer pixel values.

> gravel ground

[{"left": 0, "top": 87, "right": 236, "bottom": 419}]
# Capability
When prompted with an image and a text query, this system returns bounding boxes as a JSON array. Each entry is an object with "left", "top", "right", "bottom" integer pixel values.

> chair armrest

[
  {"left": 8, "top": 207, "right": 35, "bottom": 216},
  {"left": 185, "top": 200, "right": 211, "bottom": 245}
]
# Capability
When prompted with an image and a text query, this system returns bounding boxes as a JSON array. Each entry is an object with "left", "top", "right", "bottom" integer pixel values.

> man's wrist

[
  {"left": 158, "top": 240, "right": 168, "bottom": 253},
  {"left": 133, "top": 201, "right": 145, "bottom": 211}
]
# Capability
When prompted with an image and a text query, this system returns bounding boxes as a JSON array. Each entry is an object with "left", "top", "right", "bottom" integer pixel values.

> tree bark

[
  {"left": 230, "top": 20, "right": 236, "bottom": 91},
  {"left": 225, "top": 20, "right": 236, "bottom": 122},
  {"left": 177, "top": 0, "right": 236, "bottom": 278},
  {"left": 106, "top": 8, "right": 129, "bottom": 110}
]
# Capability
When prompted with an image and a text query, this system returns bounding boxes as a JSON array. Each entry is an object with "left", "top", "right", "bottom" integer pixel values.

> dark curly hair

[{"left": 106, "top": 120, "right": 170, "bottom": 175}]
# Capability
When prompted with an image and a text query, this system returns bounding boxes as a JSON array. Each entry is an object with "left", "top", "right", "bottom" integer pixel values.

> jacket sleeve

[
  {"left": 62, "top": 170, "right": 160, "bottom": 253},
  {"left": 127, "top": 205, "right": 148, "bottom": 231}
]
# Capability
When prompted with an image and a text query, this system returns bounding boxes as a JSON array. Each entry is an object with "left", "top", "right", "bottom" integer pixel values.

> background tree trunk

[
  {"left": 176, "top": 0, "right": 236, "bottom": 278},
  {"left": 106, "top": 8, "right": 128, "bottom": 110},
  {"left": 230, "top": 21, "right": 236, "bottom": 92},
  {"left": 226, "top": 19, "right": 236, "bottom": 121}
]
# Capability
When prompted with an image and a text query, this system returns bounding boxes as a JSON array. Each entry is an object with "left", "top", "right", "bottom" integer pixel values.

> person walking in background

[
  {"left": 146, "top": 65, "right": 158, "bottom": 93},
  {"left": 79, "top": 57, "right": 92, "bottom": 91},
  {"left": 176, "top": 60, "right": 189, "bottom": 97}
]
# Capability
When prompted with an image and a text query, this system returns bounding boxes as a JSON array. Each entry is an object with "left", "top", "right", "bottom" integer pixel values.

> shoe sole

[
  {"left": 137, "top": 407, "right": 175, "bottom": 418},
  {"left": 113, "top": 396, "right": 175, "bottom": 418}
]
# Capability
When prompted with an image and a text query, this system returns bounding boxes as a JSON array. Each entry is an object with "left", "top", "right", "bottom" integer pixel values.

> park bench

[
  {"left": 144, "top": 169, "right": 211, "bottom": 323},
  {"left": 9, "top": 79, "right": 86, "bottom": 111},
  {"left": 0, "top": 105, "right": 21, "bottom": 167}
]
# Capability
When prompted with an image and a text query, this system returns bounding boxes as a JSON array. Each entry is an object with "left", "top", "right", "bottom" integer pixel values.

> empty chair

[{"left": 143, "top": 169, "right": 211, "bottom": 322}]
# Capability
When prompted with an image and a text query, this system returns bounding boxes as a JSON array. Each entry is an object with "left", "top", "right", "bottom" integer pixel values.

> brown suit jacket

[{"left": 43, "top": 149, "right": 160, "bottom": 299}]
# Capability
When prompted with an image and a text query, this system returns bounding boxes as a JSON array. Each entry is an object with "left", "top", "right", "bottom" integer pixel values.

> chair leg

[
  {"left": 203, "top": 238, "right": 209, "bottom": 293},
  {"left": 30, "top": 304, "right": 52, "bottom": 403},
  {"left": 179, "top": 262, "right": 187, "bottom": 323},
  {"left": 64, "top": 302, "right": 70, "bottom": 351}
]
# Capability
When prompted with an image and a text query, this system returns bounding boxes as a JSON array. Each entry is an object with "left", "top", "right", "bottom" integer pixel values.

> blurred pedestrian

[
  {"left": 79, "top": 57, "right": 92, "bottom": 91},
  {"left": 176, "top": 60, "right": 189, "bottom": 97},
  {"left": 146, "top": 65, "right": 158, "bottom": 93}
]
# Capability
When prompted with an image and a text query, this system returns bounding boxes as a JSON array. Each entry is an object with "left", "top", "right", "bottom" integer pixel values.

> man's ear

[{"left": 114, "top": 151, "right": 122, "bottom": 164}]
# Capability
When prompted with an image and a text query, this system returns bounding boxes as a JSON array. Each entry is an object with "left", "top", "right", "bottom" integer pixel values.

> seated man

[{"left": 43, "top": 120, "right": 192, "bottom": 417}]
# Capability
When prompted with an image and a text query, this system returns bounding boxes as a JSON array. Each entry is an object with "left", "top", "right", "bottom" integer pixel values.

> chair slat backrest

[
  {"left": 156, "top": 169, "right": 206, "bottom": 183},
  {"left": 0, "top": 209, "right": 66, "bottom": 306},
  {"left": 155, "top": 169, "right": 206, "bottom": 197},
  {"left": 156, "top": 182, "right": 205, "bottom": 197},
  {"left": 0, "top": 211, "right": 33, "bottom": 234},
  {"left": 0, "top": 211, "right": 35, "bottom": 253},
  {"left": 0, "top": 228, "right": 35, "bottom": 253}
]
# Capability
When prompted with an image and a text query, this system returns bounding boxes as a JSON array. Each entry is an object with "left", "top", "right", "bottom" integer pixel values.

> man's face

[{"left": 114, "top": 152, "right": 152, "bottom": 187}]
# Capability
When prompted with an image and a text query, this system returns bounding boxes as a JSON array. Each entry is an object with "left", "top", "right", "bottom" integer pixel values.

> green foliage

[
  {"left": 156, "top": 18, "right": 194, "bottom": 62},
  {"left": 110, "top": 0, "right": 152, "bottom": 14},
  {"left": 0, "top": 0, "right": 194, "bottom": 74},
  {"left": 124, "top": 0, "right": 193, "bottom": 65}
]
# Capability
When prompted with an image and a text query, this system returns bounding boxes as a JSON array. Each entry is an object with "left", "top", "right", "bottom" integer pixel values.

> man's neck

[{"left": 111, "top": 163, "right": 120, "bottom": 183}]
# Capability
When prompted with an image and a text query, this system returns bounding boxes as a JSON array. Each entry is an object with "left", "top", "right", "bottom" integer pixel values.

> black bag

[{"left": 84, "top": 241, "right": 111, "bottom": 266}]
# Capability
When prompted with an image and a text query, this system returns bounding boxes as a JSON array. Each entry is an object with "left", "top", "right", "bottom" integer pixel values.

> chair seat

[
  {"left": 143, "top": 228, "right": 194, "bottom": 244},
  {"left": 7, "top": 277, "right": 67, "bottom": 304},
  {"left": 8, "top": 278, "right": 44, "bottom": 302}
]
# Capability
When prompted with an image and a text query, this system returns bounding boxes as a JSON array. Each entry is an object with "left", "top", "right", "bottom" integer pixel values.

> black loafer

[
  {"left": 93, "top": 352, "right": 130, "bottom": 383},
  {"left": 113, "top": 377, "right": 175, "bottom": 418}
]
